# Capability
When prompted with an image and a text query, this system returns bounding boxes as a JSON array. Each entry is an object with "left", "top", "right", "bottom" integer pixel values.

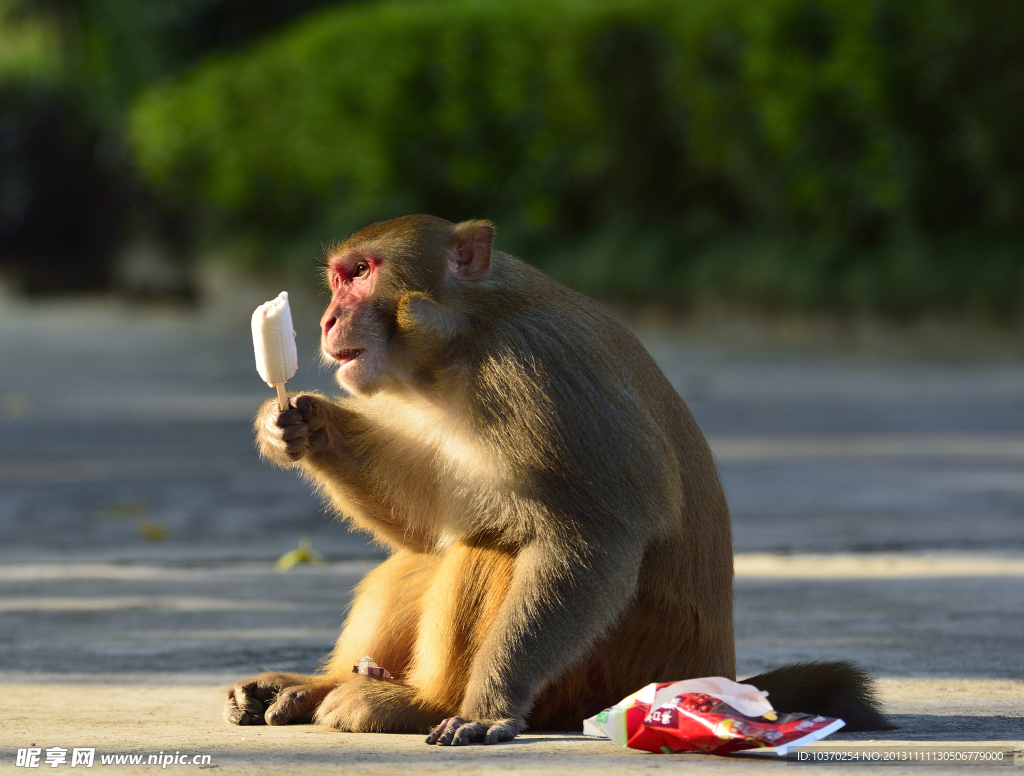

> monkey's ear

[{"left": 451, "top": 221, "right": 494, "bottom": 281}]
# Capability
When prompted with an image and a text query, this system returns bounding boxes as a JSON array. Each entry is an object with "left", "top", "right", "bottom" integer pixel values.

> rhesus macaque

[{"left": 224, "top": 215, "right": 887, "bottom": 744}]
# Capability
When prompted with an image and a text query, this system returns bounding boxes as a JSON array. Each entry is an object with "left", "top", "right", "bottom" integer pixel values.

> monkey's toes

[
  {"left": 224, "top": 672, "right": 312, "bottom": 726},
  {"left": 427, "top": 717, "right": 479, "bottom": 745},
  {"left": 483, "top": 719, "right": 519, "bottom": 745},
  {"left": 265, "top": 685, "right": 322, "bottom": 726},
  {"left": 426, "top": 717, "right": 514, "bottom": 746},
  {"left": 223, "top": 690, "right": 266, "bottom": 726}
]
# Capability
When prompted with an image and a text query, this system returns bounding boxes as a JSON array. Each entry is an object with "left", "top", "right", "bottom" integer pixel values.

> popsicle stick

[{"left": 276, "top": 383, "right": 289, "bottom": 411}]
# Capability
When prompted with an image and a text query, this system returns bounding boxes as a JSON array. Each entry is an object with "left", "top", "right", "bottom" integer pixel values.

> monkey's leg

[
  {"left": 225, "top": 551, "right": 436, "bottom": 727},
  {"left": 318, "top": 549, "right": 439, "bottom": 680},
  {"left": 316, "top": 544, "right": 516, "bottom": 734},
  {"left": 314, "top": 676, "right": 444, "bottom": 733}
]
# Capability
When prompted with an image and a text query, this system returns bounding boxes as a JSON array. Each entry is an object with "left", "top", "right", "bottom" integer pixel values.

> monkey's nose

[{"left": 323, "top": 316, "right": 337, "bottom": 336}]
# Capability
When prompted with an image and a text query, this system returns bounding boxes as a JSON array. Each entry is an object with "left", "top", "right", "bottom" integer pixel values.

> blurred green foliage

[
  {"left": 0, "top": 1, "right": 61, "bottom": 82},
  {"left": 127, "top": 0, "right": 1024, "bottom": 316},
  {"left": 0, "top": 0, "right": 343, "bottom": 292},
  {"left": 4, "top": 0, "right": 1023, "bottom": 315}
]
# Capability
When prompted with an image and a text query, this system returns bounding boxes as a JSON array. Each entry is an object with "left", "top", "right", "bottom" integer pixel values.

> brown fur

[{"left": 224, "top": 214, "right": 887, "bottom": 743}]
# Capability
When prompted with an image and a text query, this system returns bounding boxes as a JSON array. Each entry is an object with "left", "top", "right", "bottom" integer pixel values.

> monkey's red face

[
  {"left": 321, "top": 251, "right": 392, "bottom": 395},
  {"left": 318, "top": 215, "right": 494, "bottom": 396}
]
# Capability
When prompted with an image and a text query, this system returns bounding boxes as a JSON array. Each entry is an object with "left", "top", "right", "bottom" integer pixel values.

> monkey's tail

[{"left": 742, "top": 660, "right": 893, "bottom": 732}]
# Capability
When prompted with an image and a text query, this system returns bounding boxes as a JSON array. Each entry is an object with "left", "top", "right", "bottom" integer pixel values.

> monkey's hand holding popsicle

[
  {"left": 251, "top": 292, "right": 329, "bottom": 466},
  {"left": 252, "top": 291, "right": 298, "bottom": 411}
]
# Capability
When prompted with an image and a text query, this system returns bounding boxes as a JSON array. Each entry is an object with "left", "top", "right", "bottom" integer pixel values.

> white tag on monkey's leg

[{"left": 352, "top": 655, "right": 393, "bottom": 679}]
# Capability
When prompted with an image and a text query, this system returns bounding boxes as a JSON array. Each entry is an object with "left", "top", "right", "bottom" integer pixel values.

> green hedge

[{"left": 129, "top": 0, "right": 1024, "bottom": 315}]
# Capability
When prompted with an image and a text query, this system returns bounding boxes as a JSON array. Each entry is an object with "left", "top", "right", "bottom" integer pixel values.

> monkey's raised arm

[{"left": 255, "top": 392, "right": 439, "bottom": 551}]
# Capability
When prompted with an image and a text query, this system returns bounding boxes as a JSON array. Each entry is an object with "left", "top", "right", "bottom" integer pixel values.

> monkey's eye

[
  {"left": 331, "top": 273, "right": 341, "bottom": 290},
  {"left": 353, "top": 262, "right": 370, "bottom": 278}
]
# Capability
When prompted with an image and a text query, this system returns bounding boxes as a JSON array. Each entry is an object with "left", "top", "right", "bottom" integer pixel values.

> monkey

[{"left": 223, "top": 214, "right": 889, "bottom": 745}]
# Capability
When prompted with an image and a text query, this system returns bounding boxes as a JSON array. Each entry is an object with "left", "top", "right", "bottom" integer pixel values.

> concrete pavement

[
  {"left": 0, "top": 295, "right": 1022, "bottom": 772},
  {"left": 0, "top": 677, "right": 1019, "bottom": 774}
]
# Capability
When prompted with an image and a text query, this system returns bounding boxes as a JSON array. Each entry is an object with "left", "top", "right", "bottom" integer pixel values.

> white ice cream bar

[{"left": 252, "top": 291, "right": 298, "bottom": 388}]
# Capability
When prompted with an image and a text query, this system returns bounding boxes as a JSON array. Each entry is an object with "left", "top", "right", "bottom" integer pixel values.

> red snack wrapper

[{"left": 583, "top": 677, "right": 844, "bottom": 757}]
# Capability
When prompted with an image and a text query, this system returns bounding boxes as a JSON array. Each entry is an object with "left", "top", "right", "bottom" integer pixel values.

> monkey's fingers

[
  {"left": 294, "top": 395, "right": 328, "bottom": 432},
  {"left": 280, "top": 422, "right": 308, "bottom": 442},
  {"left": 265, "top": 683, "right": 331, "bottom": 726},
  {"left": 451, "top": 721, "right": 488, "bottom": 746},
  {"left": 425, "top": 717, "right": 462, "bottom": 745},
  {"left": 280, "top": 422, "right": 310, "bottom": 459},
  {"left": 425, "top": 717, "right": 493, "bottom": 746},
  {"left": 223, "top": 686, "right": 267, "bottom": 726},
  {"left": 483, "top": 719, "right": 520, "bottom": 745},
  {"left": 224, "top": 673, "right": 304, "bottom": 726},
  {"left": 284, "top": 436, "right": 310, "bottom": 460},
  {"left": 276, "top": 408, "right": 304, "bottom": 428}
]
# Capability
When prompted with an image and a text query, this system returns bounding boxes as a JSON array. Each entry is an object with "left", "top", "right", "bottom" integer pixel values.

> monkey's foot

[
  {"left": 314, "top": 676, "right": 441, "bottom": 734},
  {"left": 224, "top": 672, "right": 333, "bottom": 726},
  {"left": 425, "top": 716, "right": 520, "bottom": 746}
]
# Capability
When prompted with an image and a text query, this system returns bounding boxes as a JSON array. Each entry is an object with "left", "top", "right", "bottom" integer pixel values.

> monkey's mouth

[{"left": 333, "top": 348, "right": 363, "bottom": 365}]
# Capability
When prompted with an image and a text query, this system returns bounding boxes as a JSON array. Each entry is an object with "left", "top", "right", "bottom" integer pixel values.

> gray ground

[{"left": 0, "top": 295, "right": 1021, "bottom": 772}]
